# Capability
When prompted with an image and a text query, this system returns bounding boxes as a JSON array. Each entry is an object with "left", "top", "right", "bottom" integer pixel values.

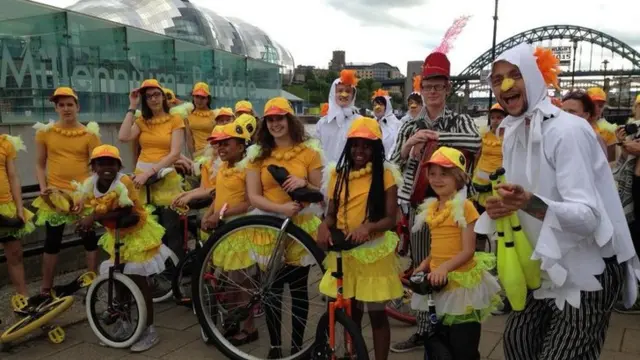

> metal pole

[
  {"left": 487, "top": 0, "right": 499, "bottom": 125},
  {"left": 571, "top": 40, "right": 578, "bottom": 89}
]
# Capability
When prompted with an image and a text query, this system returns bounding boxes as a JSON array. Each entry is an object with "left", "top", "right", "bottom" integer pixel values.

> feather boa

[
  {"left": 411, "top": 190, "right": 467, "bottom": 233},
  {"left": 4, "top": 135, "right": 26, "bottom": 152}
]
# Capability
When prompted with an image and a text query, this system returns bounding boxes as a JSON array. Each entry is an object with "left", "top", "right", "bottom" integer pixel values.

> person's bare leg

[
  {"left": 86, "top": 250, "right": 98, "bottom": 273},
  {"left": 369, "top": 310, "right": 390, "bottom": 360},
  {"left": 3, "top": 240, "right": 28, "bottom": 295}
]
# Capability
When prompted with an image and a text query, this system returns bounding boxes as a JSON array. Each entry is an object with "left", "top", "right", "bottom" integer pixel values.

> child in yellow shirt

[
  {"left": 412, "top": 147, "right": 501, "bottom": 360},
  {"left": 317, "top": 117, "right": 404, "bottom": 360},
  {"left": 76, "top": 145, "right": 169, "bottom": 352},
  {"left": 0, "top": 134, "right": 34, "bottom": 297},
  {"left": 32, "top": 86, "right": 101, "bottom": 299}
]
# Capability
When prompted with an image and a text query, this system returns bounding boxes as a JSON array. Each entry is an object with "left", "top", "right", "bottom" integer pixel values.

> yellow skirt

[
  {"left": 319, "top": 231, "right": 404, "bottom": 302},
  {"left": 135, "top": 170, "right": 183, "bottom": 207},
  {"left": 212, "top": 229, "right": 255, "bottom": 271},
  {"left": 32, "top": 195, "right": 91, "bottom": 227},
  {"left": 98, "top": 215, "right": 165, "bottom": 264},
  {"left": 251, "top": 213, "right": 320, "bottom": 270},
  {"left": 0, "top": 202, "right": 35, "bottom": 239}
]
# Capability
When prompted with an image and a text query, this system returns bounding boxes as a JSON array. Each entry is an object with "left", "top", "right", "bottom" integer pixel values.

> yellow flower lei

[
  {"left": 89, "top": 191, "right": 119, "bottom": 215},
  {"left": 52, "top": 126, "right": 88, "bottom": 137},
  {"left": 426, "top": 200, "right": 453, "bottom": 228},
  {"left": 482, "top": 131, "right": 502, "bottom": 147},
  {"left": 192, "top": 109, "right": 214, "bottom": 118},
  {"left": 348, "top": 163, "right": 372, "bottom": 180},
  {"left": 145, "top": 115, "right": 172, "bottom": 125},
  {"left": 273, "top": 144, "right": 306, "bottom": 161}
]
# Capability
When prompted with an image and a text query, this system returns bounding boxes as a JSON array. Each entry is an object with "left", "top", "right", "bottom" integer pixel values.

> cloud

[{"left": 326, "top": 0, "right": 429, "bottom": 30}]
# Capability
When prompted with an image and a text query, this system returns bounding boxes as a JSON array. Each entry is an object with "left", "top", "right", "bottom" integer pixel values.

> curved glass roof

[{"left": 68, "top": 0, "right": 294, "bottom": 82}]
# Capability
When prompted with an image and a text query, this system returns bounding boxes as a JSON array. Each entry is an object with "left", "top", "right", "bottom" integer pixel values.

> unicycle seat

[
  {"left": 408, "top": 272, "right": 447, "bottom": 295},
  {"left": 188, "top": 197, "right": 213, "bottom": 210},
  {"left": 0, "top": 214, "right": 24, "bottom": 229},
  {"left": 116, "top": 214, "right": 140, "bottom": 229},
  {"left": 267, "top": 165, "right": 324, "bottom": 204}
]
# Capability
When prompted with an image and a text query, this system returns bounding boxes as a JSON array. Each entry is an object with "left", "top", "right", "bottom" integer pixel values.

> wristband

[{"left": 126, "top": 109, "right": 136, "bottom": 114}]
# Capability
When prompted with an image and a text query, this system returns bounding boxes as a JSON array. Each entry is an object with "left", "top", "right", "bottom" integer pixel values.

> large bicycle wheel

[
  {"left": 86, "top": 272, "right": 147, "bottom": 349},
  {"left": 0, "top": 296, "right": 74, "bottom": 344},
  {"left": 151, "top": 250, "right": 180, "bottom": 303},
  {"left": 311, "top": 311, "right": 369, "bottom": 360},
  {"left": 192, "top": 215, "right": 326, "bottom": 360},
  {"left": 172, "top": 249, "right": 198, "bottom": 307}
]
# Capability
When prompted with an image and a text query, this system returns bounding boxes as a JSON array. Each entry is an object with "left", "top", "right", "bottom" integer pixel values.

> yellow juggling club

[
  {"left": 490, "top": 171, "right": 506, "bottom": 278},
  {"left": 497, "top": 170, "right": 541, "bottom": 290},
  {"left": 491, "top": 168, "right": 527, "bottom": 311}
]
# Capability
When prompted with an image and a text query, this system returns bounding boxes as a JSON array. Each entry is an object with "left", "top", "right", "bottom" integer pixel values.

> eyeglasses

[
  {"left": 422, "top": 84, "right": 447, "bottom": 92},
  {"left": 145, "top": 91, "right": 163, "bottom": 100}
]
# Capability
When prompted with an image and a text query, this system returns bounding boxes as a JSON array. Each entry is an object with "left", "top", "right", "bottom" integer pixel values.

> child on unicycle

[
  {"left": 412, "top": 147, "right": 501, "bottom": 360},
  {"left": 76, "top": 145, "right": 171, "bottom": 353},
  {"left": 317, "top": 117, "right": 404, "bottom": 360},
  {"left": 0, "top": 134, "right": 33, "bottom": 298}
]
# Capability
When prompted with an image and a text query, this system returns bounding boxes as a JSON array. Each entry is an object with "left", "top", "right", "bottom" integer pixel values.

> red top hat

[{"left": 422, "top": 52, "right": 450, "bottom": 79}]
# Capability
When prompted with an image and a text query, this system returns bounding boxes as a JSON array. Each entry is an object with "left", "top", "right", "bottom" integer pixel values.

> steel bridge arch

[{"left": 454, "top": 25, "right": 640, "bottom": 91}]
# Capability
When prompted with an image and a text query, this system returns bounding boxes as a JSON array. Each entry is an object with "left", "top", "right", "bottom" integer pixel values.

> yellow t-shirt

[
  {"left": 595, "top": 126, "right": 617, "bottom": 147},
  {"left": 35, "top": 124, "right": 101, "bottom": 191},
  {"left": 187, "top": 110, "right": 215, "bottom": 154},
  {"left": 0, "top": 135, "right": 18, "bottom": 203},
  {"left": 135, "top": 115, "right": 185, "bottom": 163},
  {"left": 327, "top": 167, "right": 396, "bottom": 233},
  {"left": 429, "top": 199, "right": 479, "bottom": 272},
  {"left": 200, "top": 159, "right": 216, "bottom": 190},
  {"left": 247, "top": 144, "right": 323, "bottom": 205},
  {"left": 213, "top": 161, "right": 247, "bottom": 213},
  {"left": 90, "top": 175, "right": 147, "bottom": 233}
]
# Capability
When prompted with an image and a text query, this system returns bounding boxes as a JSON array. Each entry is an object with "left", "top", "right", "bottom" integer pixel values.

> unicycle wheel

[{"left": 47, "top": 326, "right": 65, "bottom": 344}]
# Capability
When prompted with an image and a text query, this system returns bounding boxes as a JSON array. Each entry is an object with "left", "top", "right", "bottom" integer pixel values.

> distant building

[
  {"left": 329, "top": 50, "right": 346, "bottom": 71},
  {"left": 293, "top": 65, "right": 329, "bottom": 84},
  {"left": 344, "top": 62, "right": 403, "bottom": 81}
]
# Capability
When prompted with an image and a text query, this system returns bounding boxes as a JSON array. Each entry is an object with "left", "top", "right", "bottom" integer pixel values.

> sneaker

[
  {"left": 130, "top": 326, "right": 159, "bottom": 353},
  {"left": 99, "top": 320, "right": 132, "bottom": 346},
  {"left": 390, "top": 333, "right": 423, "bottom": 353},
  {"left": 614, "top": 301, "right": 640, "bottom": 314}
]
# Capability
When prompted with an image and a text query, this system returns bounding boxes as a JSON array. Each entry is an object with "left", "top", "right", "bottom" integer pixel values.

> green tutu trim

[
  {"left": 441, "top": 293, "right": 502, "bottom": 326},
  {"left": 341, "top": 231, "right": 399, "bottom": 265},
  {"left": 448, "top": 252, "right": 496, "bottom": 288},
  {"left": 99, "top": 216, "right": 165, "bottom": 263},
  {"left": 0, "top": 203, "right": 36, "bottom": 239},
  {"left": 213, "top": 229, "right": 255, "bottom": 271}
]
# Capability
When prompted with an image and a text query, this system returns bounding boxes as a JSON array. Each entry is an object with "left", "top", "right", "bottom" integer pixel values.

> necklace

[
  {"left": 273, "top": 144, "right": 305, "bottom": 161},
  {"left": 193, "top": 109, "right": 214, "bottom": 117},
  {"left": 347, "top": 163, "right": 372, "bottom": 180},
  {"left": 426, "top": 200, "right": 452, "bottom": 228},
  {"left": 90, "top": 191, "right": 119, "bottom": 214},
  {"left": 482, "top": 131, "right": 502, "bottom": 147},
  {"left": 52, "top": 125, "right": 87, "bottom": 137},
  {"left": 146, "top": 115, "right": 172, "bottom": 125}
]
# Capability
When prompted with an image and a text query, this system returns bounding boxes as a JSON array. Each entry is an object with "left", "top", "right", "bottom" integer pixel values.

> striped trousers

[
  {"left": 503, "top": 258, "right": 624, "bottom": 360},
  {"left": 408, "top": 207, "right": 431, "bottom": 335}
]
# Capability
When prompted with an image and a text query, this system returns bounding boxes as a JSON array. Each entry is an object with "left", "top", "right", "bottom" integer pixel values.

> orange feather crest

[
  {"left": 534, "top": 47, "right": 561, "bottom": 90},
  {"left": 371, "top": 88, "right": 389, "bottom": 99},
  {"left": 339, "top": 69, "right": 358, "bottom": 87},
  {"left": 550, "top": 97, "right": 562, "bottom": 107},
  {"left": 320, "top": 103, "right": 329, "bottom": 116},
  {"left": 412, "top": 75, "right": 422, "bottom": 93}
]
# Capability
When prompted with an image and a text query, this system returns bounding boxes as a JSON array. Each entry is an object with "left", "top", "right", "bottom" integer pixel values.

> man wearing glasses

[{"left": 389, "top": 51, "right": 481, "bottom": 353}]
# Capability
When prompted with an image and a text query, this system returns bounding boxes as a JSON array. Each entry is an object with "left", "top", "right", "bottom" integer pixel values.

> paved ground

[{"left": 1, "top": 269, "right": 640, "bottom": 360}]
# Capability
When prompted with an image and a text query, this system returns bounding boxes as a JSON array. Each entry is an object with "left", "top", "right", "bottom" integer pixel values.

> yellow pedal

[
  {"left": 78, "top": 272, "right": 97, "bottom": 287},
  {"left": 10, "top": 294, "right": 28, "bottom": 311},
  {"left": 47, "top": 326, "right": 65, "bottom": 344}
]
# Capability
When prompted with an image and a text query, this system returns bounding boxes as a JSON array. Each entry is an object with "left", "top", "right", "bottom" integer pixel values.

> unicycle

[
  {"left": 85, "top": 214, "right": 147, "bottom": 348},
  {"left": 408, "top": 272, "right": 452, "bottom": 360},
  {"left": 1, "top": 271, "right": 96, "bottom": 348}
]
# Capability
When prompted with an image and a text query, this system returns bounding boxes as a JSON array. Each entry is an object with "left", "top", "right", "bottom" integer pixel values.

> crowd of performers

[{"left": 1, "top": 42, "right": 640, "bottom": 360}]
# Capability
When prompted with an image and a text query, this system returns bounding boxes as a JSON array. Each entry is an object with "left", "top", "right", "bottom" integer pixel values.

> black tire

[
  {"left": 192, "top": 215, "right": 326, "bottom": 360},
  {"left": 425, "top": 335, "right": 454, "bottom": 360},
  {"left": 311, "top": 311, "right": 369, "bottom": 360},
  {"left": 172, "top": 250, "right": 198, "bottom": 307}
]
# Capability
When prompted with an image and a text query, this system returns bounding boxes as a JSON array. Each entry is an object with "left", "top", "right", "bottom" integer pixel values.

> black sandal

[{"left": 229, "top": 329, "right": 259, "bottom": 346}]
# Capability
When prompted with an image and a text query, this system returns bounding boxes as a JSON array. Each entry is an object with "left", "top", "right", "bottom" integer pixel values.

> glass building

[{"left": 0, "top": 0, "right": 289, "bottom": 124}]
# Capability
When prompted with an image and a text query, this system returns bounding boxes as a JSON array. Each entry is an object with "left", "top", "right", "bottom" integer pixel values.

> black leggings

[
  {"left": 44, "top": 223, "right": 98, "bottom": 254},
  {"left": 264, "top": 265, "right": 310, "bottom": 349},
  {"left": 424, "top": 322, "right": 481, "bottom": 360}
]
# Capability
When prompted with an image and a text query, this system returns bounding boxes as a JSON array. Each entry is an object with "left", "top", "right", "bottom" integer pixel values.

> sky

[{"left": 35, "top": 0, "right": 640, "bottom": 75}]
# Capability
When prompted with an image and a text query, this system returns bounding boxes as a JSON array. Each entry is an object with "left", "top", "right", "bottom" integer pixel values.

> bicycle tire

[
  {"left": 192, "top": 215, "right": 326, "bottom": 360},
  {"left": 152, "top": 249, "right": 180, "bottom": 303},
  {"left": 172, "top": 249, "right": 198, "bottom": 307},
  {"left": 0, "top": 296, "right": 74, "bottom": 344},
  {"left": 312, "top": 311, "right": 369, "bottom": 360},
  {"left": 86, "top": 272, "right": 147, "bottom": 349}
]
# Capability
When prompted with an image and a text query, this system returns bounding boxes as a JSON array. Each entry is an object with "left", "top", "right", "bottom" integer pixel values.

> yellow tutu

[
  {"left": 0, "top": 202, "right": 35, "bottom": 239},
  {"left": 32, "top": 194, "right": 91, "bottom": 227},
  {"left": 98, "top": 214, "right": 165, "bottom": 263},
  {"left": 136, "top": 170, "right": 183, "bottom": 207},
  {"left": 212, "top": 229, "right": 255, "bottom": 271},
  {"left": 319, "top": 231, "right": 404, "bottom": 302},
  {"left": 251, "top": 213, "right": 320, "bottom": 270}
]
